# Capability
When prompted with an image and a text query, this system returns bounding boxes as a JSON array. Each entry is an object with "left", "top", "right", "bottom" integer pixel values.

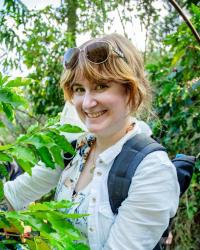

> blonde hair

[{"left": 60, "top": 33, "right": 152, "bottom": 118}]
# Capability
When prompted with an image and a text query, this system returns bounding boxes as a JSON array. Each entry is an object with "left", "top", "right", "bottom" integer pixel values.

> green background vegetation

[{"left": 0, "top": 0, "right": 199, "bottom": 249}]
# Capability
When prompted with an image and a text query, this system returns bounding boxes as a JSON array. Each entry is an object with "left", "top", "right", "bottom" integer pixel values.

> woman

[{"left": 2, "top": 33, "right": 179, "bottom": 249}]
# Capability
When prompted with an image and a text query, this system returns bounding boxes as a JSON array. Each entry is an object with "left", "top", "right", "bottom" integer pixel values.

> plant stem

[{"left": 168, "top": 0, "right": 200, "bottom": 44}]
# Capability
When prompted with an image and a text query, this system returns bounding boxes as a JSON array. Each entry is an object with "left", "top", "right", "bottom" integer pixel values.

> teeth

[{"left": 87, "top": 111, "right": 106, "bottom": 118}]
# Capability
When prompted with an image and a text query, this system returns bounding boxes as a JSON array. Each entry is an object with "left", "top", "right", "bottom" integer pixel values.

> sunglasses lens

[
  {"left": 63, "top": 48, "right": 79, "bottom": 69},
  {"left": 86, "top": 42, "right": 109, "bottom": 63}
]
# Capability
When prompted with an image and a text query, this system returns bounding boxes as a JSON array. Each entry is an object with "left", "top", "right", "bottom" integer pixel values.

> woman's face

[{"left": 71, "top": 78, "right": 131, "bottom": 138}]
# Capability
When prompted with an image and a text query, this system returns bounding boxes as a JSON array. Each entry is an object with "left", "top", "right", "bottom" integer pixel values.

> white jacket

[{"left": 4, "top": 102, "right": 180, "bottom": 250}]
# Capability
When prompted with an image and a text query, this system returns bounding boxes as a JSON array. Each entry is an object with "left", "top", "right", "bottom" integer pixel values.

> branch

[
  {"left": 16, "top": 109, "right": 41, "bottom": 123},
  {"left": 168, "top": 0, "right": 200, "bottom": 44},
  {"left": 117, "top": 7, "right": 128, "bottom": 38},
  {"left": 0, "top": 52, "right": 7, "bottom": 61}
]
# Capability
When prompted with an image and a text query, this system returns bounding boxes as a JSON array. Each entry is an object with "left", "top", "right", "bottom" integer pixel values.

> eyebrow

[{"left": 71, "top": 82, "right": 83, "bottom": 87}]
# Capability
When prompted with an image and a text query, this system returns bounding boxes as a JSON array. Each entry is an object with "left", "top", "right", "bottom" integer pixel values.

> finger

[{"left": 165, "top": 232, "right": 173, "bottom": 245}]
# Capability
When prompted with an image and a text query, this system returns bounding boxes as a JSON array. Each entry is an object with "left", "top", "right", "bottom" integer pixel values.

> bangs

[{"left": 61, "top": 53, "right": 128, "bottom": 100}]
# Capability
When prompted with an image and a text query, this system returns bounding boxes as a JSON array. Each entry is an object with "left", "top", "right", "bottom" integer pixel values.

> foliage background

[{"left": 0, "top": 0, "right": 200, "bottom": 249}]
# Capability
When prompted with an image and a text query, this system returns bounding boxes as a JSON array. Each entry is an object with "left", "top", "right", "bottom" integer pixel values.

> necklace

[{"left": 88, "top": 123, "right": 135, "bottom": 174}]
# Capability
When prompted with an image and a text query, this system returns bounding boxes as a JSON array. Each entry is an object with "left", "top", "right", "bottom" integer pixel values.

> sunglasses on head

[{"left": 63, "top": 41, "right": 127, "bottom": 69}]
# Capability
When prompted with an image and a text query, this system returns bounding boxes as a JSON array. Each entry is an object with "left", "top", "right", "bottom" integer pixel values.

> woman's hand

[
  {"left": 0, "top": 198, "right": 14, "bottom": 211},
  {"left": 165, "top": 231, "right": 173, "bottom": 245},
  {"left": 3, "top": 225, "right": 32, "bottom": 242}
]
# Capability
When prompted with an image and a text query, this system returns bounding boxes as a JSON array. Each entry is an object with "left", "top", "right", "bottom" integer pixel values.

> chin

[{"left": 86, "top": 124, "right": 106, "bottom": 135}]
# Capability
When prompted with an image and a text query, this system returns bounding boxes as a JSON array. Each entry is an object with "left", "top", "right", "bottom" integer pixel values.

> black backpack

[
  {"left": 107, "top": 133, "right": 195, "bottom": 250},
  {"left": 107, "top": 133, "right": 195, "bottom": 214},
  {"left": 64, "top": 133, "right": 195, "bottom": 250}
]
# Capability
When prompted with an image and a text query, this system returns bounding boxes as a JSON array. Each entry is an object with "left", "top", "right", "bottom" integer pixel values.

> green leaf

[
  {"left": 49, "top": 211, "right": 89, "bottom": 220},
  {"left": 37, "top": 146, "right": 55, "bottom": 168},
  {"left": 50, "top": 145, "right": 64, "bottom": 168},
  {"left": 0, "top": 215, "right": 10, "bottom": 228},
  {"left": 28, "top": 200, "right": 73, "bottom": 211},
  {"left": 0, "top": 75, "right": 10, "bottom": 87},
  {"left": 74, "top": 243, "right": 90, "bottom": 250},
  {"left": 2, "top": 76, "right": 10, "bottom": 85},
  {"left": 0, "top": 120, "right": 5, "bottom": 128},
  {"left": 16, "top": 133, "right": 30, "bottom": 143},
  {"left": 27, "top": 122, "right": 39, "bottom": 134},
  {"left": 0, "top": 72, "right": 2, "bottom": 86},
  {"left": 39, "top": 134, "right": 55, "bottom": 147},
  {"left": 49, "top": 132, "right": 75, "bottom": 155},
  {"left": 45, "top": 116, "right": 60, "bottom": 127},
  {"left": 0, "top": 144, "right": 13, "bottom": 151},
  {"left": 59, "top": 124, "right": 83, "bottom": 133},
  {"left": 4, "top": 77, "right": 33, "bottom": 87},
  {"left": 5, "top": 217, "right": 24, "bottom": 233},
  {"left": 26, "top": 239, "right": 37, "bottom": 250},
  {"left": 0, "top": 164, "right": 9, "bottom": 179},
  {"left": 0, "top": 180, "right": 4, "bottom": 201},
  {"left": 46, "top": 212, "right": 81, "bottom": 239},
  {"left": 2, "top": 103, "right": 14, "bottom": 121},
  {"left": 22, "top": 134, "right": 55, "bottom": 149},
  {"left": 171, "top": 49, "right": 185, "bottom": 67},
  {"left": 34, "top": 238, "right": 51, "bottom": 250},
  {"left": 12, "top": 145, "right": 37, "bottom": 165},
  {"left": 21, "top": 135, "right": 46, "bottom": 149},
  {"left": 16, "top": 159, "right": 33, "bottom": 175},
  {"left": 0, "top": 216, "right": 10, "bottom": 229},
  {"left": 0, "top": 152, "right": 12, "bottom": 162},
  {"left": 0, "top": 88, "right": 28, "bottom": 108}
]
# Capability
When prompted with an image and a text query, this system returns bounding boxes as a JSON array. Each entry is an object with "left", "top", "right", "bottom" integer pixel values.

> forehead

[{"left": 72, "top": 61, "right": 105, "bottom": 86}]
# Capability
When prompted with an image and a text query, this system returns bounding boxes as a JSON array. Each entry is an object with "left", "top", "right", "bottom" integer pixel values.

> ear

[{"left": 124, "top": 85, "right": 131, "bottom": 107}]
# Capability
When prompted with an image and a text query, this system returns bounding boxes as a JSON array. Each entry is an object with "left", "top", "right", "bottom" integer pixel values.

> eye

[
  {"left": 72, "top": 85, "right": 85, "bottom": 95},
  {"left": 95, "top": 83, "right": 108, "bottom": 91}
]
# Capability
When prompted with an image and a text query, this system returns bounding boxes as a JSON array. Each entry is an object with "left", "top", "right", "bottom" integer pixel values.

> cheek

[{"left": 72, "top": 97, "right": 82, "bottom": 115}]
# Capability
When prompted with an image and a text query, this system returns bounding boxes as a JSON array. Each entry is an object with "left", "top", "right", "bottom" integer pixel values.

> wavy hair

[{"left": 60, "top": 33, "right": 152, "bottom": 118}]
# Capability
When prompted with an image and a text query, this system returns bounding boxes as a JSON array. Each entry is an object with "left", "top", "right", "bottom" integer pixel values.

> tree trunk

[{"left": 65, "top": 0, "right": 78, "bottom": 46}]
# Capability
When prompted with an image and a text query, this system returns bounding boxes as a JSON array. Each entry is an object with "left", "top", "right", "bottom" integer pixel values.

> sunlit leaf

[
  {"left": 0, "top": 164, "right": 8, "bottom": 179},
  {"left": 59, "top": 124, "right": 83, "bottom": 133},
  {"left": 16, "top": 159, "right": 33, "bottom": 176},
  {"left": 4, "top": 77, "right": 33, "bottom": 87},
  {"left": 0, "top": 144, "right": 13, "bottom": 151},
  {"left": 0, "top": 180, "right": 4, "bottom": 201},
  {"left": 0, "top": 88, "right": 28, "bottom": 108},
  {"left": 48, "top": 132, "right": 75, "bottom": 155},
  {"left": 2, "top": 103, "right": 14, "bottom": 121},
  {"left": 50, "top": 145, "right": 64, "bottom": 168},
  {"left": 0, "top": 152, "right": 12, "bottom": 162},
  {"left": 0, "top": 120, "right": 5, "bottom": 127},
  {"left": 27, "top": 122, "right": 39, "bottom": 134},
  {"left": 37, "top": 146, "right": 55, "bottom": 168},
  {"left": 28, "top": 200, "right": 73, "bottom": 211},
  {"left": 11, "top": 145, "right": 37, "bottom": 165}
]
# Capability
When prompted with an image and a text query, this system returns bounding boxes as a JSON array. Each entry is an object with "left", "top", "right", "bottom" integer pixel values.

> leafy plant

[
  {"left": 146, "top": 5, "right": 200, "bottom": 249},
  {"left": 0, "top": 200, "right": 89, "bottom": 250},
  {"left": 0, "top": 76, "right": 87, "bottom": 249},
  {"left": 0, "top": 74, "right": 82, "bottom": 177}
]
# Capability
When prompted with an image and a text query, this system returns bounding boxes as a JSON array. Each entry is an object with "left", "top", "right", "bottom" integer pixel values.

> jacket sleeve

[
  {"left": 4, "top": 162, "right": 62, "bottom": 210},
  {"left": 103, "top": 151, "right": 180, "bottom": 250},
  {"left": 3, "top": 127, "right": 84, "bottom": 211}
]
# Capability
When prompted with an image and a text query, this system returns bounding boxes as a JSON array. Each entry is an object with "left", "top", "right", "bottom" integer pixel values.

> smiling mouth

[{"left": 86, "top": 110, "right": 107, "bottom": 118}]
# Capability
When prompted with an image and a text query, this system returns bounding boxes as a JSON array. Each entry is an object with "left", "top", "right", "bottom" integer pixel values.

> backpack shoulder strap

[{"left": 107, "top": 133, "right": 166, "bottom": 214}]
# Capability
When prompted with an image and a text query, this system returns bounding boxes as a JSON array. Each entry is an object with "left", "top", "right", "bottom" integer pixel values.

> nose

[{"left": 82, "top": 91, "right": 97, "bottom": 110}]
